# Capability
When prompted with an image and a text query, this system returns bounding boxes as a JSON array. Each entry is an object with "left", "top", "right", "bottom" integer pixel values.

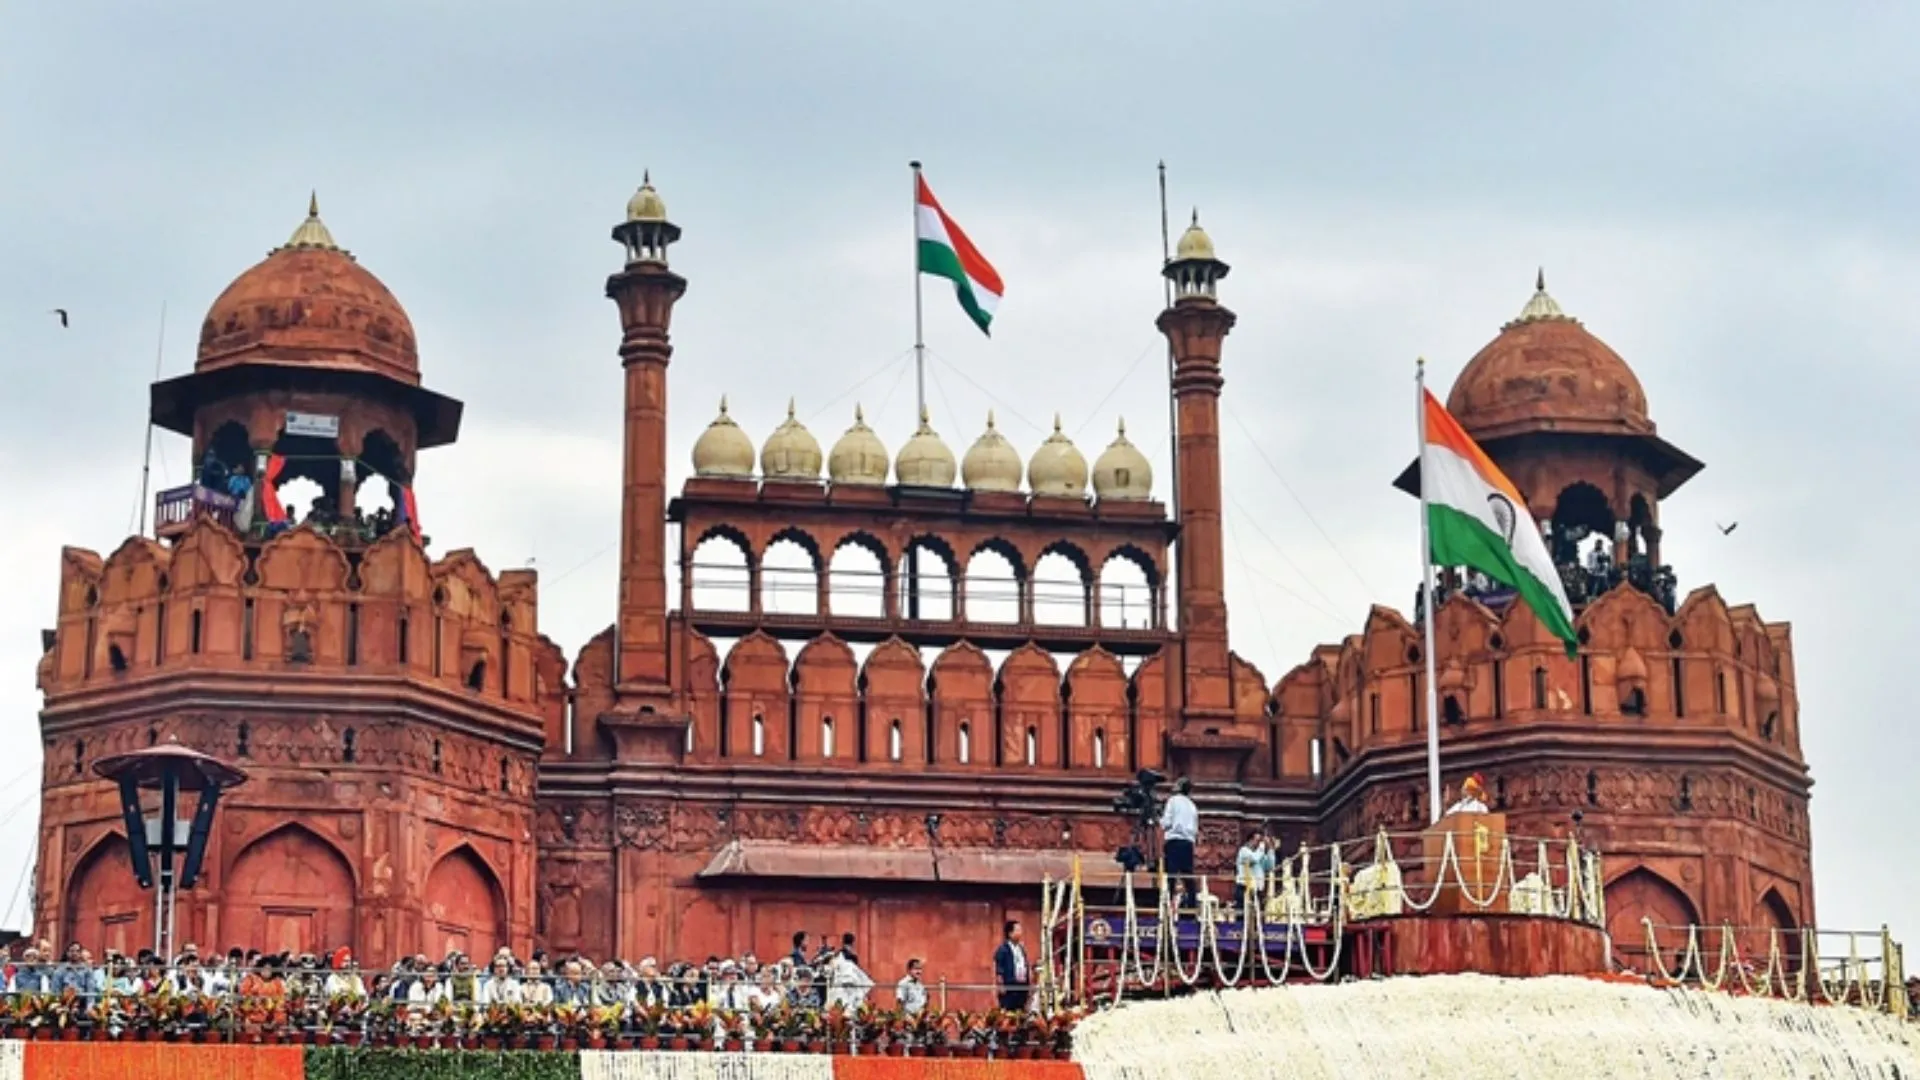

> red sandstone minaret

[
  {"left": 1156, "top": 213, "right": 1254, "bottom": 778},
  {"left": 602, "top": 176, "right": 693, "bottom": 759},
  {"left": 606, "top": 175, "right": 685, "bottom": 696}
]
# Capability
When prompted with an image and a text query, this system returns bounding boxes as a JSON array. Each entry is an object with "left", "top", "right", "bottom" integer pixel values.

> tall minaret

[
  {"left": 607, "top": 174, "right": 685, "bottom": 696},
  {"left": 1157, "top": 212, "right": 1241, "bottom": 759}
]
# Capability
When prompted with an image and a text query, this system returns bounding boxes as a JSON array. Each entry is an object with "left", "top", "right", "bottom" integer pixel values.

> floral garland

[
  {"left": 578, "top": 1051, "right": 833, "bottom": 1080},
  {"left": 1069, "top": 974, "right": 1920, "bottom": 1079},
  {"left": 21, "top": 1043, "right": 305, "bottom": 1080}
]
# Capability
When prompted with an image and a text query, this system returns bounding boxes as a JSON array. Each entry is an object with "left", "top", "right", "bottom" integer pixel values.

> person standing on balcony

[
  {"left": 1160, "top": 776, "right": 1200, "bottom": 911},
  {"left": 895, "top": 958, "right": 928, "bottom": 1015},
  {"left": 993, "top": 919, "right": 1031, "bottom": 1011}
]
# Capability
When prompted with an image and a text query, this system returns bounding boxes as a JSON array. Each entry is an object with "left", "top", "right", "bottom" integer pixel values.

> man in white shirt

[
  {"left": 1160, "top": 776, "right": 1199, "bottom": 911},
  {"left": 895, "top": 958, "right": 928, "bottom": 1015}
]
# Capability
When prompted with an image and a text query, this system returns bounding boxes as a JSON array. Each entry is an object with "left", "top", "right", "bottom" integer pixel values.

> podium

[{"left": 1421, "top": 810, "right": 1507, "bottom": 915}]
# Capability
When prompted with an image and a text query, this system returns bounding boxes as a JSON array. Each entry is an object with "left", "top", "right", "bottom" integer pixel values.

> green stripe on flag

[
  {"left": 1428, "top": 503, "right": 1578, "bottom": 656},
  {"left": 918, "top": 239, "right": 993, "bottom": 335}
]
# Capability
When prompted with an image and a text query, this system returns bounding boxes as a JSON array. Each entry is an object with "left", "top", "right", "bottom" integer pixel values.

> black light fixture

[{"left": 93, "top": 737, "right": 247, "bottom": 960}]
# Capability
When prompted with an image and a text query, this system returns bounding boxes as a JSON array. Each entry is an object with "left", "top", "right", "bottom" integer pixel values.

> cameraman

[{"left": 1160, "top": 776, "right": 1199, "bottom": 910}]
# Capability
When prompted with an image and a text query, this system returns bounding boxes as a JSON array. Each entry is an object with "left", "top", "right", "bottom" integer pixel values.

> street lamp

[{"left": 93, "top": 737, "right": 247, "bottom": 960}]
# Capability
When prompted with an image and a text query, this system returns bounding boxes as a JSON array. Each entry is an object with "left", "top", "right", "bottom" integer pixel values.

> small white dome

[
  {"left": 828, "top": 404, "right": 890, "bottom": 486},
  {"left": 691, "top": 396, "right": 755, "bottom": 478},
  {"left": 961, "top": 410, "right": 1023, "bottom": 493},
  {"left": 760, "top": 398, "right": 822, "bottom": 480},
  {"left": 895, "top": 406, "right": 957, "bottom": 487},
  {"left": 626, "top": 171, "right": 668, "bottom": 223},
  {"left": 1027, "top": 413, "right": 1088, "bottom": 498},
  {"left": 1174, "top": 209, "right": 1215, "bottom": 261},
  {"left": 1091, "top": 417, "right": 1152, "bottom": 501}
]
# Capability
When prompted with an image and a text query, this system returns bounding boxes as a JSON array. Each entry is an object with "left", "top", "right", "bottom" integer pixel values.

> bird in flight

[
  {"left": 49, "top": 308, "right": 68, "bottom": 328},
  {"left": 1716, "top": 522, "right": 1738, "bottom": 536}
]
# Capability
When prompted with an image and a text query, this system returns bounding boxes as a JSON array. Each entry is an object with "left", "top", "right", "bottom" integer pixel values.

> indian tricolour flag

[
  {"left": 1422, "top": 389, "right": 1578, "bottom": 653},
  {"left": 916, "top": 174, "right": 1002, "bottom": 335}
]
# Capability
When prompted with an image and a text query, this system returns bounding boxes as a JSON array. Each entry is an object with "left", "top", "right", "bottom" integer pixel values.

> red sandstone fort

[{"left": 32, "top": 180, "right": 1811, "bottom": 993}]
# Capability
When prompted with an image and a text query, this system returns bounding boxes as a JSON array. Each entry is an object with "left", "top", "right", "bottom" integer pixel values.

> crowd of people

[{"left": 1, "top": 931, "right": 958, "bottom": 1018}]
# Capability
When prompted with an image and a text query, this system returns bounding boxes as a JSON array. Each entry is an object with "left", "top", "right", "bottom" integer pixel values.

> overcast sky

[{"left": 3, "top": 2, "right": 1916, "bottom": 946}]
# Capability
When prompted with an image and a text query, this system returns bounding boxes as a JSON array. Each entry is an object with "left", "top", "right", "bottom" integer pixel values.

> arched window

[
  {"left": 190, "top": 610, "right": 203, "bottom": 654},
  {"left": 1310, "top": 738, "right": 1324, "bottom": 779},
  {"left": 1533, "top": 667, "right": 1548, "bottom": 709},
  {"left": 1092, "top": 729, "right": 1106, "bottom": 770},
  {"left": 1024, "top": 726, "right": 1037, "bottom": 766},
  {"left": 958, "top": 722, "right": 971, "bottom": 764},
  {"left": 342, "top": 727, "right": 356, "bottom": 762},
  {"left": 822, "top": 717, "right": 836, "bottom": 759},
  {"left": 888, "top": 719, "right": 903, "bottom": 762},
  {"left": 752, "top": 714, "right": 766, "bottom": 757},
  {"left": 691, "top": 533, "right": 753, "bottom": 612}
]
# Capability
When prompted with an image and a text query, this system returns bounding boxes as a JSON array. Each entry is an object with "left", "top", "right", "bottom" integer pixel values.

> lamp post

[{"left": 92, "top": 738, "right": 247, "bottom": 961}]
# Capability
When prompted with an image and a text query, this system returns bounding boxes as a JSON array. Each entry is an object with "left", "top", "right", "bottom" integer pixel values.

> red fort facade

[{"left": 34, "top": 184, "right": 1813, "bottom": 993}]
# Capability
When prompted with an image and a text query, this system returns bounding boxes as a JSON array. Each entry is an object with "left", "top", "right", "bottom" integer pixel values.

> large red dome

[
  {"left": 1446, "top": 280, "right": 1650, "bottom": 440},
  {"left": 195, "top": 202, "right": 419, "bottom": 385}
]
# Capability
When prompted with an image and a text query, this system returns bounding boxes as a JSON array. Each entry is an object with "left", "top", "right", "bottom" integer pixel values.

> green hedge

[{"left": 304, "top": 1047, "right": 583, "bottom": 1079}]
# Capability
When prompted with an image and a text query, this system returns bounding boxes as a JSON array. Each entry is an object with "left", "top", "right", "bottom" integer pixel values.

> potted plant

[
  {"left": 801, "top": 1007, "right": 827, "bottom": 1054},
  {"left": 364, "top": 997, "right": 396, "bottom": 1047},
  {"left": 720, "top": 1008, "right": 747, "bottom": 1052},
  {"left": 636, "top": 1002, "right": 665, "bottom": 1050},
  {"left": 822, "top": 1004, "right": 853, "bottom": 1055},
  {"left": 527, "top": 1002, "right": 559, "bottom": 1052},
  {"left": 663, "top": 1007, "right": 691, "bottom": 1051},
  {"left": 1021, "top": 1013, "right": 1051, "bottom": 1059},
  {"left": 989, "top": 1009, "right": 1021, "bottom": 1059},
  {"left": 1047, "top": 1011, "right": 1077, "bottom": 1059},
  {"left": 909, "top": 1007, "right": 942, "bottom": 1057},
  {"left": 685, "top": 1001, "right": 716, "bottom": 1051}
]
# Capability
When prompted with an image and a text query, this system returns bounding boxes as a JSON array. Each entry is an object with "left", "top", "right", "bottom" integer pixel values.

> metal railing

[{"left": 1613, "top": 921, "right": 1911, "bottom": 1017}]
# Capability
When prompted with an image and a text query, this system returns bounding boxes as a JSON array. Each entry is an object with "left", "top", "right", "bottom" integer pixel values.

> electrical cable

[
  {"left": 1223, "top": 401, "right": 1382, "bottom": 602},
  {"left": 1071, "top": 340, "right": 1160, "bottom": 441},
  {"left": 923, "top": 349, "right": 1046, "bottom": 436},
  {"left": 805, "top": 348, "right": 915, "bottom": 424},
  {"left": 1226, "top": 494, "right": 1352, "bottom": 620}
]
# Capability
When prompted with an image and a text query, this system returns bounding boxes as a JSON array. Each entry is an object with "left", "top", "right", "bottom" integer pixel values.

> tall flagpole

[
  {"left": 1417, "top": 357, "right": 1443, "bottom": 823},
  {"left": 1160, "top": 160, "right": 1187, "bottom": 732},
  {"left": 137, "top": 301, "right": 168, "bottom": 537},
  {"left": 907, "top": 161, "right": 927, "bottom": 620},
  {"left": 910, "top": 160, "right": 927, "bottom": 415}
]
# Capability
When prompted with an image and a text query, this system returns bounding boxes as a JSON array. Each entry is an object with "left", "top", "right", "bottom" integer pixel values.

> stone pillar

[
  {"left": 338, "top": 458, "right": 358, "bottom": 518},
  {"left": 1157, "top": 286, "right": 1236, "bottom": 728},
  {"left": 606, "top": 218, "right": 687, "bottom": 697}
]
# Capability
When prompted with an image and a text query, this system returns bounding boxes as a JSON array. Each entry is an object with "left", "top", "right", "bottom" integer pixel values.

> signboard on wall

[{"left": 285, "top": 411, "right": 340, "bottom": 439}]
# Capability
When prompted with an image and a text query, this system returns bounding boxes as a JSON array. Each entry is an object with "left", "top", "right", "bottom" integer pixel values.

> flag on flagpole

[
  {"left": 915, "top": 174, "right": 1003, "bottom": 335},
  {"left": 1420, "top": 389, "right": 1578, "bottom": 654}
]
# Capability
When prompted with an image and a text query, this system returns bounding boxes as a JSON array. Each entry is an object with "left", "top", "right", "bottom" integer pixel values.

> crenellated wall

[
  {"left": 37, "top": 518, "right": 562, "bottom": 966},
  {"left": 1276, "top": 579, "right": 1812, "bottom": 945}
]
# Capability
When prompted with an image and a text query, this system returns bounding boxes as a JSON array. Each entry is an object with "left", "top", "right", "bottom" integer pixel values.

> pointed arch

[
  {"left": 792, "top": 634, "right": 856, "bottom": 762},
  {"left": 1605, "top": 866, "right": 1700, "bottom": 973},
  {"left": 828, "top": 531, "right": 891, "bottom": 618},
  {"left": 225, "top": 823, "right": 358, "bottom": 956},
  {"left": 931, "top": 641, "right": 994, "bottom": 767},
  {"left": 1067, "top": 647, "right": 1128, "bottom": 772},
  {"left": 424, "top": 843, "right": 507, "bottom": 961},
  {"left": 727, "top": 632, "right": 796, "bottom": 760},
  {"left": 999, "top": 644, "right": 1063, "bottom": 768},
  {"left": 862, "top": 637, "right": 926, "bottom": 765},
  {"left": 63, "top": 832, "right": 151, "bottom": 957}
]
